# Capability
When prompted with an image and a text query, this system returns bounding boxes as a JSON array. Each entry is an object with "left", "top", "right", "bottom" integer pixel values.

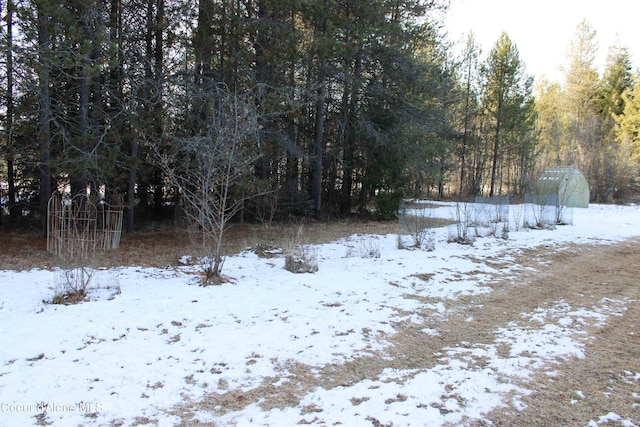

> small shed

[{"left": 536, "top": 166, "right": 589, "bottom": 208}]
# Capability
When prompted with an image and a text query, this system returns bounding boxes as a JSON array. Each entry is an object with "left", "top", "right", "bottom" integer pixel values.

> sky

[{"left": 443, "top": 0, "right": 640, "bottom": 83}]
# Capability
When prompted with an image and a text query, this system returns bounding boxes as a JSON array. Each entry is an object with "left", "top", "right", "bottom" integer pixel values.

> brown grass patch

[
  {"left": 403, "top": 201, "right": 443, "bottom": 210},
  {"left": 0, "top": 214, "right": 455, "bottom": 272},
  {"left": 399, "top": 215, "right": 453, "bottom": 231},
  {"left": 0, "top": 230, "right": 54, "bottom": 270},
  {"left": 477, "top": 239, "right": 640, "bottom": 426},
  {"left": 0, "top": 219, "right": 402, "bottom": 271},
  {"left": 409, "top": 272, "right": 435, "bottom": 282},
  {"left": 49, "top": 288, "right": 87, "bottom": 305},
  {"left": 26, "top": 353, "right": 45, "bottom": 362}
]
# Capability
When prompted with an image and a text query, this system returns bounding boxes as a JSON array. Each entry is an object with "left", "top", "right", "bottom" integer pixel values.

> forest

[{"left": 0, "top": 0, "right": 639, "bottom": 233}]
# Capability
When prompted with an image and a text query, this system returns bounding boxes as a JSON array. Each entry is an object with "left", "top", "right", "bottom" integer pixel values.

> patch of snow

[{"left": 0, "top": 202, "right": 639, "bottom": 425}]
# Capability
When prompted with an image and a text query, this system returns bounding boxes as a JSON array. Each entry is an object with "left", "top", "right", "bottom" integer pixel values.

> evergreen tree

[
  {"left": 599, "top": 44, "right": 633, "bottom": 124},
  {"left": 535, "top": 77, "right": 564, "bottom": 168},
  {"left": 591, "top": 43, "right": 634, "bottom": 201},
  {"left": 480, "top": 32, "right": 535, "bottom": 196},
  {"left": 0, "top": 0, "right": 461, "bottom": 231},
  {"left": 455, "top": 31, "right": 482, "bottom": 197},
  {"left": 561, "top": 20, "right": 600, "bottom": 174},
  {"left": 614, "top": 74, "right": 640, "bottom": 194}
]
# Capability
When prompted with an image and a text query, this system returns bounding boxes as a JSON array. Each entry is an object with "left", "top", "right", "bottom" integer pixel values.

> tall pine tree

[{"left": 481, "top": 32, "right": 535, "bottom": 196}]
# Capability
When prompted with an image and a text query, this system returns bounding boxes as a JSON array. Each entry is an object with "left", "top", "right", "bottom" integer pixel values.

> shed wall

[{"left": 536, "top": 167, "right": 589, "bottom": 208}]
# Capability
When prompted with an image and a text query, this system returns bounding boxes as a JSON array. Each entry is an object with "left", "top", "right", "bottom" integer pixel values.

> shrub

[
  {"left": 284, "top": 245, "right": 318, "bottom": 273},
  {"left": 282, "top": 221, "right": 319, "bottom": 273},
  {"left": 447, "top": 202, "right": 475, "bottom": 245},
  {"left": 50, "top": 266, "right": 92, "bottom": 305},
  {"left": 375, "top": 191, "right": 403, "bottom": 220},
  {"left": 398, "top": 202, "right": 435, "bottom": 250},
  {"left": 345, "top": 236, "right": 381, "bottom": 258}
]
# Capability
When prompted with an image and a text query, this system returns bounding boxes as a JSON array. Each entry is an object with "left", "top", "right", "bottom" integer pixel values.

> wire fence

[
  {"left": 47, "top": 192, "right": 124, "bottom": 260},
  {"left": 523, "top": 193, "right": 573, "bottom": 228}
]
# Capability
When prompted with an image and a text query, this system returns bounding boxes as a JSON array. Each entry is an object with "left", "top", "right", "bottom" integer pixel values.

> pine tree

[
  {"left": 456, "top": 31, "right": 482, "bottom": 197},
  {"left": 561, "top": 20, "right": 600, "bottom": 172},
  {"left": 598, "top": 44, "right": 633, "bottom": 144},
  {"left": 3, "top": 0, "right": 16, "bottom": 222},
  {"left": 591, "top": 43, "right": 634, "bottom": 200},
  {"left": 615, "top": 74, "right": 640, "bottom": 193},
  {"left": 481, "top": 32, "right": 534, "bottom": 196}
]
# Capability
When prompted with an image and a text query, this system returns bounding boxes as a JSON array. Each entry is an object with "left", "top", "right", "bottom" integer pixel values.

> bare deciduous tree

[{"left": 157, "top": 85, "right": 262, "bottom": 284}]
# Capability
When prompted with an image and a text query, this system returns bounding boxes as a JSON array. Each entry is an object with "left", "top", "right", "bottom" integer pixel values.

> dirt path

[
  {"left": 473, "top": 239, "right": 640, "bottom": 426},
  {"left": 176, "top": 238, "right": 640, "bottom": 426},
  {"left": 394, "top": 238, "right": 640, "bottom": 426}
]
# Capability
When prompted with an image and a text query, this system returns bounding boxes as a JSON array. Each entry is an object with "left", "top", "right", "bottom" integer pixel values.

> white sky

[{"left": 443, "top": 0, "right": 640, "bottom": 82}]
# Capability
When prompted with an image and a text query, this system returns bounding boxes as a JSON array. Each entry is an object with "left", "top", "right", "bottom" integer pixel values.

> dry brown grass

[
  {"left": 403, "top": 240, "right": 640, "bottom": 426},
  {"left": 0, "top": 219, "right": 401, "bottom": 271},
  {"left": 0, "top": 230, "right": 55, "bottom": 270},
  {"left": 476, "top": 240, "right": 640, "bottom": 426}
]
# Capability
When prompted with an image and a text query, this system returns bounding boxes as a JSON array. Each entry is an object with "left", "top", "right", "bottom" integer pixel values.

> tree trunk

[
  {"left": 37, "top": 5, "right": 53, "bottom": 234},
  {"left": 5, "top": 0, "right": 16, "bottom": 221},
  {"left": 153, "top": 0, "right": 165, "bottom": 215},
  {"left": 70, "top": 3, "right": 96, "bottom": 198},
  {"left": 489, "top": 86, "right": 503, "bottom": 197},
  {"left": 489, "top": 123, "right": 500, "bottom": 197},
  {"left": 340, "top": 53, "right": 361, "bottom": 216},
  {"left": 127, "top": 134, "right": 139, "bottom": 233},
  {"left": 195, "top": 0, "right": 214, "bottom": 85},
  {"left": 459, "top": 56, "right": 473, "bottom": 200},
  {"left": 313, "top": 60, "right": 327, "bottom": 220}
]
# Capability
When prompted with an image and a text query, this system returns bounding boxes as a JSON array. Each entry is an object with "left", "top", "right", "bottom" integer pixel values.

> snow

[{"left": 1, "top": 202, "right": 639, "bottom": 426}]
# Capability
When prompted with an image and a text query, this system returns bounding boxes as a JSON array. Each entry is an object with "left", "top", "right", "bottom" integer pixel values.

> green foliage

[
  {"left": 614, "top": 75, "right": 640, "bottom": 195},
  {"left": 616, "top": 76, "right": 640, "bottom": 160},
  {"left": 480, "top": 32, "right": 536, "bottom": 196},
  {"left": 599, "top": 45, "right": 633, "bottom": 119},
  {"left": 10, "top": 0, "right": 609, "bottom": 231},
  {"left": 534, "top": 20, "right": 639, "bottom": 202},
  {"left": 374, "top": 191, "right": 404, "bottom": 220}
]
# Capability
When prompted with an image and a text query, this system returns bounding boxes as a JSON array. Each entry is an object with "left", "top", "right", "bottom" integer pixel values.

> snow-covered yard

[{"left": 0, "top": 202, "right": 639, "bottom": 426}]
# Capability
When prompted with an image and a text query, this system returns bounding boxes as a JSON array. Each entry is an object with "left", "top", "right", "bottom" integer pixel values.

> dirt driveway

[
  {"left": 376, "top": 238, "right": 640, "bottom": 426},
  {"left": 471, "top": 239, "right": 640, "bottom": 426}
]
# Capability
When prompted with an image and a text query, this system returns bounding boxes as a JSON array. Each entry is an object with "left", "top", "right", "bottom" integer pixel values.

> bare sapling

[
  {"left": 397, "top": 200, "right": 435, "bottom": 251},
  {"left": 448, "top": 202, "right": 475, "bottom": 245},
  {"left": 157, "top": 85, "right": 263, "bottom": 285},
  {"left": 345, "top": 235, "right": 381, "bottom": 258},
  {"left": 49, "top": 194, "right": 97, "bottom": 304}
]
